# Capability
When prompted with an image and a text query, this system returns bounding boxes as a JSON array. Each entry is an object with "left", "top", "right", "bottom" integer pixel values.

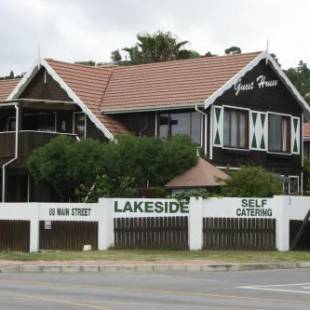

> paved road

[{"left": 0, "top": 268, "right": 310, "bottom": 309}]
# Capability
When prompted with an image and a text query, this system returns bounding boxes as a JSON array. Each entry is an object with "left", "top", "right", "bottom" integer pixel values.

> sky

[{"left": 0, "top": 0, "right": 309, "bottom": 76}]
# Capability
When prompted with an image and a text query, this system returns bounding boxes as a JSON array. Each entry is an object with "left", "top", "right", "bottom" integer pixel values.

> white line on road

[{"left": 239, "top": 283, "right": 310, "bottom": 295}]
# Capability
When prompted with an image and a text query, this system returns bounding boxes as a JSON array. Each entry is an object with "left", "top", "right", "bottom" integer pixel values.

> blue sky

[{"left": 0, "top": 0, "right": 309, "bottom": 76}]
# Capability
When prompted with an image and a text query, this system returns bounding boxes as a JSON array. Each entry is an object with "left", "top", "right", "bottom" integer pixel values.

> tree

[
  {"left": 121, "top": 31, "right": 200, "bottom": 64},
  {"left": 205, "top": 51, "right": 215, "bottom": 57},
  {"left": 0, "top": 70, "right": 22, "bottom": 80},
  {"left": 286, "top": 60, "right": 310, "bottom": 101},
  {"left": 74, "top": 61, "right": 96, "bottom": 66},
  {"left": 110, "top": 49, "right": 122, "bottom": 64},
  {"left": 115, "top": 134, "right": 197, "bottom": 187},
  {"left": 27, "top": 134, "right": 197, "bottom": 201},
  {"left": 27, "top": 136, "right": 76, "bottom": 201},
  {"left": 297, "top": 60, "right": 309, "bottom": 73},
  {"left": 221, "top": 166, "right": 283, "bottom": 197},
  {"left": 177, "top": 49, "right": 200, "bottom": 59},
  {"left": 225, "top": 46, "right": 241, "bottom": 55},
  {"left": 27, "top": 136, "right": 106, "bottom": 201}
]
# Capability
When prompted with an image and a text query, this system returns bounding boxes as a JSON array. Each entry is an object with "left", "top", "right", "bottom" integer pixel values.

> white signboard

[
  {"left": 203, "top": 198, "right": 275, "bottom": 218},
  {"left": 113, "top": 199, "right": 189, "bottom": 218}
]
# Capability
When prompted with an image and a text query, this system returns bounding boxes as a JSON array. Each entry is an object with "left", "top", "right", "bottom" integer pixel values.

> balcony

[{"left": 0, "top": 131, "right": 78, "bottom": 160}]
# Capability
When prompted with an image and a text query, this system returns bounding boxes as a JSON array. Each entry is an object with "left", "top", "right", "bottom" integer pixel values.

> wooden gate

[
  {"left": 39, "top": 221, "right": 98, "bottom": 251},
  {"left": 0, "top": 220, "right": 30, "bottom": 252},
  {"left": 290, "top": 220, "right": 310, "bottom": 250},
  {"left": 203, "top": 218, "right": 276, "bottom": 250},
  {"left": 114, "top": 217, "right": 188, "bottom": 249}
]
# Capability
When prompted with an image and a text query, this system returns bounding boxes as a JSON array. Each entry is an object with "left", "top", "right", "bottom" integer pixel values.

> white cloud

[{"left": 0, "top": 0, "right": 309, "bottom": 76}]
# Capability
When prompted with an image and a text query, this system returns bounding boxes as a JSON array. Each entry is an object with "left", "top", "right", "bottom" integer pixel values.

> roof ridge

[
  {"left": 112, "top": 51, "right": 263, "bottom": 70},
  {"left": 45, "top": 51, "right": 262, "bottom": 72},
  {"left": 45, "top": 58, "right": 113, "bottom": 73},
  {"left": 0, "top": 77, "right": 22, "bottom": 82},
  {"left": 99, "top": 69, "right": 114, "bottom": 113}
]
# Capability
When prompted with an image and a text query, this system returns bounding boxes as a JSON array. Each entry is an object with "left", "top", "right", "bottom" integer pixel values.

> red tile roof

[
  {"left": 2, "top": 53, "right": 262, "bottom": 136},
  {"left": 101, "top": 52, "right": 261, "bottom": 112},
  {"left": 304, "top": 123, "right": 310, "bottom": 140},
  {"left": 166, "top": 157, "right": 229, "bottom": 188},
  {"left": 46, "top": 52, "right": 261, "bottom": 135},
  {"left": 0, "top": 78, "right": 21, "bottom": 102},
  {"left": 46, "top": 59, "right": 129, "bottom": 134}
]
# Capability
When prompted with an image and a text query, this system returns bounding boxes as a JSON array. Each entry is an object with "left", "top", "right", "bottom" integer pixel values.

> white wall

[{"left": 0, "top": 196, "right": 309, "bottom": 252}]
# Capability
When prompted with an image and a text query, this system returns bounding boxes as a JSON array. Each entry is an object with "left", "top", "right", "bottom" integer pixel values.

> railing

[{"left": 0, "top": 130, "right": 78, "bottom": 159}]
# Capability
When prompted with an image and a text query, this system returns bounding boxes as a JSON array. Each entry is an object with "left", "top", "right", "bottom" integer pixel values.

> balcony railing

[{"left": 0, "top": 131, "right": 78, "bottom": 159}]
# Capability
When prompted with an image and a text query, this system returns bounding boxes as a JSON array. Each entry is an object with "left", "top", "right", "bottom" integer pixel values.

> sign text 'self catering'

[{"left": 237, "top": 199, "right": 272, "bottom": 217}]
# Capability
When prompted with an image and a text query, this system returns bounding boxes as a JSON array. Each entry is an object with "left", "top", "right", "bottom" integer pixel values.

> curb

[{"left": 1, "top": 262, "right": 310, "bottom": 273}]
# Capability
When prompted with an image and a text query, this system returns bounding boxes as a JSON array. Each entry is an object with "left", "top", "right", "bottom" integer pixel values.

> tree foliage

[
  {"left": 27, "top": 134, "right": 197, "bottom": 202},
  {"left": 221, "top": 166, "right": 283, "bottom": 197},
  {"left": 285, "top": 60, "right": 310, "bottom": 102},
  {"left": 112, "top": 31, "right": 201, "bottom": 65},
  {"left": 110, "top": 49, "right": 122, "bottom": 64},
  {"left": 0, "top": 70, "right": 22, "bottom": 80},
  {"left": 225, "top": 46, "right": 242, "bottom": 55}
]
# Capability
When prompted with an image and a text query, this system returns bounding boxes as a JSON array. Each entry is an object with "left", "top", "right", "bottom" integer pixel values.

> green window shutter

[
  {"left": 213, "top": 106, "right": 223, "bottom": 147},
  {"left": 291, "top": 117, "right": 300, "bottom": 154},
  {"left": 250, "top": 111, "right": 267, "bottom": 151}
]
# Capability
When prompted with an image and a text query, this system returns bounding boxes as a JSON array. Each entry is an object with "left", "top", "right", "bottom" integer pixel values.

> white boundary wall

[{"left": 0, "top": 196, "right": 309, "bottom": 252}]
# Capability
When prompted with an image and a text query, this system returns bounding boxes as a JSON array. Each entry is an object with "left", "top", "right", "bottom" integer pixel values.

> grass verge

[{"left": 0, "top": 249, "right": 310, "bottom": 262}]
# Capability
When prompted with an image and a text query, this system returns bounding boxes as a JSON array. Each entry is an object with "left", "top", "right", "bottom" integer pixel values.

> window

[
  {"left": 288, "top": 176, "right": 299, "bottom": 195},
  {"left": 7, "top": 117, "right": 16, "bottom": 131},
  {"left": 223, "top": 108, "right": 248, "bottom": 149},
  {"left": 268, "top": 114, "right": 290, "bottom": 153},
  {"left": 74, "top": 112, "right": 87, "bottom": 139},
  {"left": 282, "top": 175, "right": 299, "bottom": 195},
  {"left": 159, "top": 112, "right": 201, "bottom": 144},
  {"left": 22, "top": 112, "right": 56, "bottom": 132},
  {"left": 305, "top": 142, "right": 310, "bottom": 161}
]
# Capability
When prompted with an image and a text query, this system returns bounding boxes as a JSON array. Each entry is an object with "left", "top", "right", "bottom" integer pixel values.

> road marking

[
  {"left": 0, "top": 278, "right": 310, "bottom": 307},
  {"left": 239, "top": 282, "right": 310, "bottom": 295}
]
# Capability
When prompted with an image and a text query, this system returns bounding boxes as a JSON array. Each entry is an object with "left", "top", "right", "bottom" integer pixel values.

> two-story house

[{"left": 0, "top": 51, "right": 309, "bottom": 202}]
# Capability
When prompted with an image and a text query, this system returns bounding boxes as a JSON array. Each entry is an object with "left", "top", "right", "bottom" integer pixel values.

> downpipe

[
  {"left": 2, "top": 104, "right": 19, "bottom": 202},
  {"left": 195, "top": 105, "right": 208, "bottom": 156}
]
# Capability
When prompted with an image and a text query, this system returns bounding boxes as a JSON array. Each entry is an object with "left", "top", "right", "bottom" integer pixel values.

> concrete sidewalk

[{"left": 1, "top": 260, "right": 310, "bottom": 273}]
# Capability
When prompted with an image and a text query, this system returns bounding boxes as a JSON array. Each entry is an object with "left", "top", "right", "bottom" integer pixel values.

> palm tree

[{"left": 123, "top": 31, "right": 195, "bottom": 64}]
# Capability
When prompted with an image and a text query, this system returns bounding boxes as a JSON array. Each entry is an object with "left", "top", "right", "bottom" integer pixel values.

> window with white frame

[
  {"left": 223, "top": 108, "right": 249, "bottom": 149},
  {"left": 268, "top": 114, "right": 290, "bottom": 153}
]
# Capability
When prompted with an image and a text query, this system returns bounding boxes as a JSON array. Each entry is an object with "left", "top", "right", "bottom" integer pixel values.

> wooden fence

[
  {"left": 114, "top": 217, "right": 188, "bottom": 249},
  {"left": 203, "top": 218, "right": 276, "bottom": 250},
  {"left": 0, "top": 220, "right": 30, "bottom": 251},
  {"left": 39, "top": 221, "right": 98, "bottom": 251}
]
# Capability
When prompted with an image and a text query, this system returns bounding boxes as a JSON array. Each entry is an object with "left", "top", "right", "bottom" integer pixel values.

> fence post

[
  {"left": 188, "top": 197, "right": 203, "bottom": 250},
  {"left": 98, "top": 198, "right": 114, "bottom": 250},
  {"left": 274, "top": 196, "right": 290, "bottom": 251},
  {"left": 29, "top": 205, "right": 39, "bottom": 252}
]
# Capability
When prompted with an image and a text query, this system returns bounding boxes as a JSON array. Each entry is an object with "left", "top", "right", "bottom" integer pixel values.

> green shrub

[{"left": 221, "top": 166, "right": 283, "bottom": 197}]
